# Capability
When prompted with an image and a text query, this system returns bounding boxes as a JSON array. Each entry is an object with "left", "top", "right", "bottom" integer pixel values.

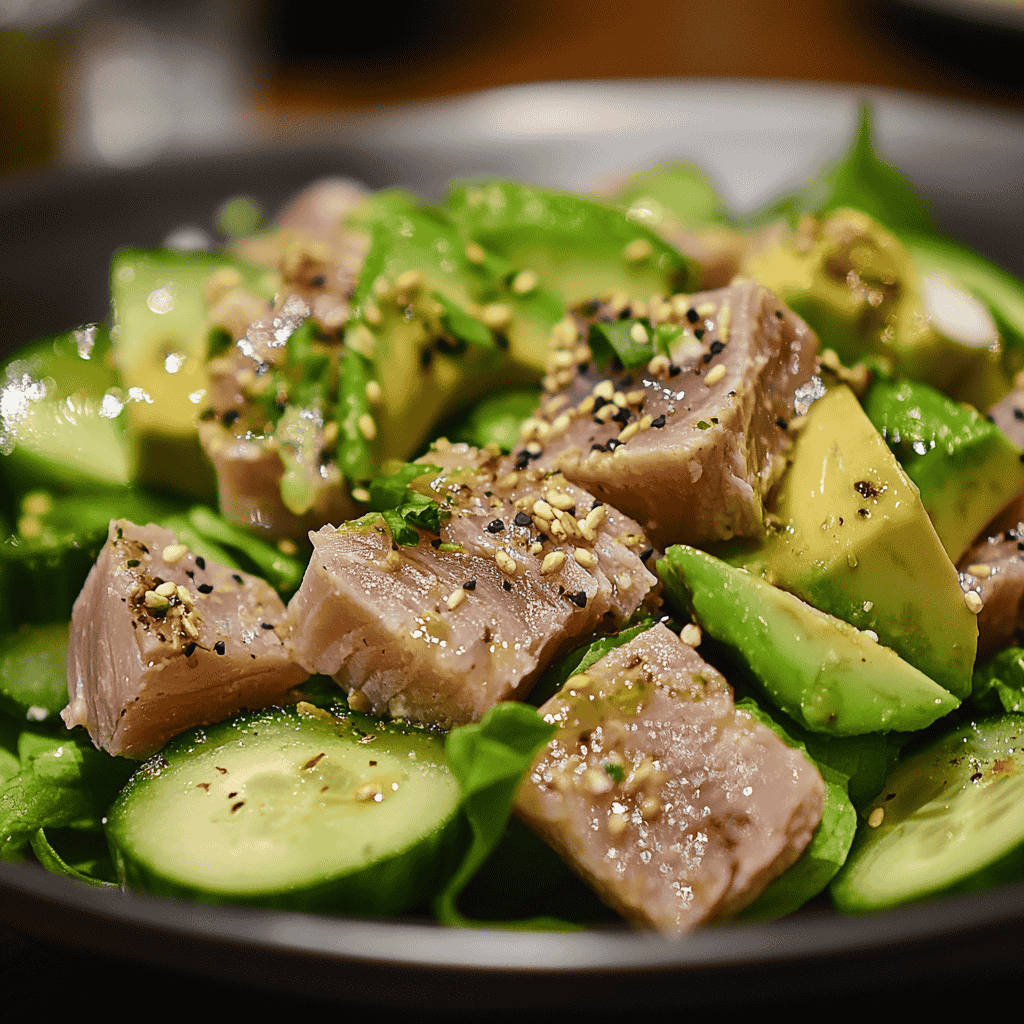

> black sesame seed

[
  {"left": 431, "top": 538, "right": 442, "bottom": 549},
  {"left": 502, "top": 580, "right": 512, "bottom": 591},
  {"left": 774, "top": 309, "right": 784, "bottom": 319},
  {"left": 640, "top": 548, "right": 654, "bottom": 563},
  {"left": 618, "top": 307, "right": 632, "bottom": 320},
  {"left": 214, "top": 640, "right": 226, "bottom": 656},
  {"left": 612, "top": 408, "right": 631, "bottom": 425},
  {"left": 197, "top": 583, "right": 214, "bottom": 594},
  {"left": 776, "top": 417, "right": 789, "bottom": 430},
  {"left": 651, "top": 414, "right": 666, "bottom": 429},
  {"left": 494, "top": 332, "right": 510, "bottom": 351},
  {"left": 232, "top": 573, "right": 244, "bottom": 585},
  {"left": 591, "top": 443, "right": 605, "bottom": 452},
  {"left": 514, "top": 450, "right": 531, "bottom": 470},
  {"left": 221, "top": 409, "right": 240, "bottom": 427},
  {"left": 701, "top": 352, "right": 712, "bottom": 364},
  {"left": 606, "top": 439, "right": 621, "bottom": 450},
  {"left": 694, "top": 328, "right": 705, "bottom": 341},
  {"left": 486, "top": 519, "right": 505, "bottom": 533},
  {"left": 514, "top": 511, "right": 532, "bottom": 528},
  {"left": 183, "top": 642, "right": 197, "bottom": 657},
  {"left": 186, "top": 570, "right": 195, "bottom": 579},
  {"left": 260, "top": 622, "right": 276, "bottom": 629},
  {"left": 686, "top": 308, "right": 699, "bottom": 323},
  {"left": 199, "top": 407, "right": 216, "bottom": 421},
  {"left": 420, "top": 347, "right": 433, "bottom": 370},
  {"left": 569, "top": 590, "right": 587, "bottom": 607},
  {"left": 592, "top": 500, "right": 604, "bottom": 511},
  {"left": 668, "top": 364, "right": 682, "bottom": 377},
  {"left": 709, "top": 340, "right": 725, "bottom": 354},
  {"left": 463, "top": 579, "right": 477, "bottom": 590},
  {"left": 195, "top": 556, "right": 206, "bottom": 570},
  {"left": 1015, "top": 408, "right": 1024, "bottom": 421},
  {"left": 310, "top": 274, "right": 326, "bottom": 287},
  {"left": 593, "top": 395, "right": 609, "bottom": 411}
]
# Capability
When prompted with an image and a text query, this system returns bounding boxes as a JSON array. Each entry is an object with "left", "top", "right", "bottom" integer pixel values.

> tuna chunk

[
  {"left": 63, "top": 520, "right": 308, "bottom": 758},
  {"left": 199, "top": 293, "right": 359, "bottom": 538},
  {"left": 514, "top": 623, "right": 825, "bottom": 934},
  {"left": 527, "top": 280, "right": 819, "bottom": 548},
  {"left": 988, "top": 387, "right": 1024, "bottom": 451},
  {"left": 959, "top": 517, "right": 1024, "bottom": 660},
  {"left": 285, "top": 441, "right": 657, "bottom": 727}
]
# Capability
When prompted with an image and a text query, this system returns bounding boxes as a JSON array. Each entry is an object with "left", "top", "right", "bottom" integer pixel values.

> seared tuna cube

[
  {"left": 515, "top": 623, "right": 825, "bottom": 934},
  {"left": 528, "top": 280, "right": 819, "bottom": 548},
  {"left": 285, "top": 441, "right": 656, "bottom": 727},
  {"left": 63, "top": 520, "right": 308, "bottom": 758},
  {"left": 960, "top": 517, "right": 1024, "bottom": 660}
]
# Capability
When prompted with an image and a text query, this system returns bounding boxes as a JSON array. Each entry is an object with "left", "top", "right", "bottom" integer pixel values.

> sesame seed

[
  {"left": 365, "top": 380, "right": 383, "bottom": 404},
  {"left": 593, "top": 379, "right": 616, "bottom": 401},
  {"left": 358, "top": 413, "right": 377, "bottom": 441},
  {"left": 625, "top": 389, "right": 647, "bottom": 405},
  {"left": 584, "top": 768, "right": 614, "bottom": 794},
  {"left": 446, "top": 588, "right": 467, "bottom": 611},
  {"left": 481, "top": 303, "right": 512, "bottom": 329},
  {"left": 512, "top": 270, "right": 538, "bottom": 295},
  {"left": 463, "top": 579, "right": 477, "bottom": 590},
  {"left": 363, "top": 302, "right": 382, "bottom": 326},
  {"left": 514, "top": 511, "right": 533, "bottom": 527},
  {"left": 568, "top": 590, "right": 587, "bottom": 607},
  {"left": 372, "top": 276, "right": 391, "bottom": 297},
  {"left": 154, "top": 581, "right": 177, "bottom": 598},
  {"left": 161, "top": 543, "right": 188, "bottom": 565},
  {"left": 464, "top": 241, "right": 486, "bottom": 264},
  {"left": 532, "top": 499, "right": 555, "bottom": 521},
  {"left": 214, "top": 640, "right": 226, "bottom": 655},
  {"left": 619, "top": 422, "right": 640, "bottom": 443},
  {"left": 143, "top": 590, "right": 170, "bottom": 612},
  {"left": 964, "top": 590, "right": 984, "bottom": 614},
  {"left": 486, "top": 519, "right": 505, "bottom": 533},
  {"left": 629, "top": 322, "right": 649, "bottom": 345},
  {"left": 197, "top": 583, "right": 214, "bottom": 595},
  {"left": 176, "top": 586, "right": 193, "bottom": 609},
  {"left": 623, "top": 238, "right": 653, "bottom": 263},
  {"left": 868, "top": 807, "right": 885, "bottom": 828},
  {"left": 550, "top": 349, "right": 576, "bottom": 369},
  {"left": 182, "top": 617, "right": 199, "bottom": 640},
  {"left": 195, "top": 556, "right": 206, "bottom": 570},
  {"left": 647, "top": 353, "right": 670, "bottom": 376},
  {"left": 393, "top": 269, "right": 422, "bottom": 293},
  {"left": 541, "top": 550, "right": 567, "bottom": 575},
  {"left": 966, "top": 563, "right": 992, "bottom": 578},
  {"left": 351, "top": 487, "right": 371, "bottom": 503},
  {"left": 495, "top": 549, "right": 519, "bottom": 575},
  {"left": 705, "top": 364, "right": 727, "bottom": 386},
  {"left": 545, "top": 490, "right": 576, "bottom": 511},
  {"left": 681, "top": 623, "right": 702, "bottom": 647},
  {"left": 573, "top": 547, "right": 597, "bottom": 569}
]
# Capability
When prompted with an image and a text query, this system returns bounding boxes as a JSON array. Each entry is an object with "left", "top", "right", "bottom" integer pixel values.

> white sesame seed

[
  {"left": 394, "top": 269, "right": 422, "bottom": 293},
  {"left": 512, "top": 270, "right": 538, "bottom": 295},
  {"left": 593, "top": 380, "right": 615, "bottom": 400},
  {"left": 358, "top": 414, "right": 377, "bottom": 441},
  {"left": 155, "top": 581, "right": 178, "bottom": 598},
  {"left": 966, "top": 563, "right": 992, "bottom": 578},
  {"left": 464, "top": 241, "right": 486, "bottom": 264},
  {"left": 623, "top": 238, "right": 653, "bottom": 263},
  {"left": 144, "top": 590, "right": 170, "bottom": 611},
  {"left": 619, "top": 422, "right": 640, "bottom": 443},
  {"left": 868, "top": 807, "right": 885, "bottom": 828},
  {"left": 481, "top": 303, "right": 512, "bottom": 329},
  {"left": 176, "top": 586, "right": 194, "bottom": 609},
  {"left": 681, "top": 623, "right": 702, "bottom": 647},
  {"left": 363, "top": 302, "right": 382, "bottom": 326},
  {"left": 629, "top": 322, "right": 649, "bottom": 345},
  {"left": 446, "top": 588, "right": 467, "bottom": 611},
  {"left": 541, "top": 551, "right": 567, "bottom": 575},
  {"left": 595, "top": 404, "right": 617, "bottom": 423},
  {"left": 162, "top": 543, "right": 189, "bottom": 565},
  {"left": 495, "top": 549, "right": 518, "bottom": 575},
  {"left": 365, "top": 380, "right": 383, "bottom": 404},
  {"left": 351, "top": 486, "right": 371, "bottom": 503},
  {"left": 545, "top": 490, "right": 576, "bottom": 511},
  {"left": 964, "top": 590, "right": 984, "bottom": 614},
  {"left": 583, "top": 768, "right": 614, "bottom": 794},
  {"left": 647, "top": 353, "right": 671, "bottom": 376},
  {"left": 705, "top": 363, "right": 727, "bottom": 386},
  {"left": 573, "top": 547, "right": 598, "bottom": 569}
]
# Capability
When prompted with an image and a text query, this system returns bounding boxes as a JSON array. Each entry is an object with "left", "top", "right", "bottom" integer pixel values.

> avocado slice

[
  {"left": 345, "top": 194, "right": 548, "bottom": 475},
  {"left": 110, "top": 248, "right": 276, "bottom": 498},
  {"left": 658, "top": 544, "right": 960, "bottom": 736},
  {"left": 863, "top": 378, "right": 1024, "bottom": 563},
  {"left": 742, "top": 209, "right": 1010, "bottom": 410},
  {"left": 0, "top": 326, "right": 129, "bottom": 495},
  {"left": 443, "top": 180, "right": 693, "bottom": 306},
  {"left": 727, "top": 385, "right": 977, "bottom": 699}
]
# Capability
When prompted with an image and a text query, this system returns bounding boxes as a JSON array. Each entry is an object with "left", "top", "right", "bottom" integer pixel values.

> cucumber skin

[
  {"left": 106, "top": 706, "right": 467, "bottom": 917},
  {"left": 831, "top": 713, "right": 1024, "bottom": 913}
]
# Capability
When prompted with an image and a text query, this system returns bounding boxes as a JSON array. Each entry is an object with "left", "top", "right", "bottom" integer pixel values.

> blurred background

[{"left": 2, "top": 0, "right": 1023, "bottom": 175}]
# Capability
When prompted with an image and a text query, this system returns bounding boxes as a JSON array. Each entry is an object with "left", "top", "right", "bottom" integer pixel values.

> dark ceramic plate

[{"left": 2, "top": 81, "right": 1024, "bottom": 1010}]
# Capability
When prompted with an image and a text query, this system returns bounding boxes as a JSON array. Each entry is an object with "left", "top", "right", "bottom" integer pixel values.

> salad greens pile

[{"left": 3, "top": 105, "right": 1024, "bottom": 928}]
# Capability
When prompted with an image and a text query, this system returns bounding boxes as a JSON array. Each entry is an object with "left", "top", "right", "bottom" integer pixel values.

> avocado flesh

[
  {"left": 443, "top": 180, "right": 692, "bottom": 306},
  {"left": 728, "top": 385, "right": 977, "bottom": 699},
  {"left": 0, "top": 327, "right": 129, "bottom": 493},
  {"left": 111, "top": 249, "right": 275, "bottom": 498},
  {"left": 743, "top": 209, "right": 1009, "bottom": 409},
  {"left": 659, "top": 545, "right": 959, "bottom": 735},
  {"left": 349, "top": 198, "right": 545, "bottom": 471},
  {"left": 863, "top": 378, "right": 1024, "bottom": 563}
]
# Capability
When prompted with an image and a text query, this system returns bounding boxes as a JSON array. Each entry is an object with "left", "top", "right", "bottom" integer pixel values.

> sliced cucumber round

[
  {"left": 831, "top": 714, "right": 1024, "bottom": 912},
  {"left": 106, "top": 702, "right": 462, "bottom": 915}
]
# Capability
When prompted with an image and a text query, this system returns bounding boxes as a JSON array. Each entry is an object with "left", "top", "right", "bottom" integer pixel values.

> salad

[{"left": 2, "top": 103, "right": 1024, "bottom": 936}]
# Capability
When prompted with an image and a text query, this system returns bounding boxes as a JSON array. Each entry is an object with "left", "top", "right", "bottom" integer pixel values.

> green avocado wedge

[
  {"left": 831, "top": 714, "right": 1024, "bottom": 912},
  {"left": 106, "top": 702, "right": 462, "bottom": 914},
  {"left": 658, "top": 544, "right": 960, "bottom": 736}
]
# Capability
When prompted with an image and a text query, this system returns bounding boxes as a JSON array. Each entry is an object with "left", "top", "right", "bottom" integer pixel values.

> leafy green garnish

[
  {"left": 433, "top": 291, "right": 495, "bottom": 350},
  {"left": 972, "top": 646, "right": 1024, "bottom": 714},
  {"left": 338, "top": 347, "right": 375, "bottom": 482},
  {"left": 587, "top": 318, "right": 656, "bottom": 369},
  {"left": 756, "top": 102, "right": 934, "bottom": 236},
  {"left": 434, "top": 702, "right": 559, "bottom": 928},
  {"left": 0, "top": 622, "right": 69, "bottom": 724},
  {"left": 367, "top": 462, "right": 447, "bottom": 546},
  {"left": 735, "top": 697, "right": 857, "bottom": 921}
]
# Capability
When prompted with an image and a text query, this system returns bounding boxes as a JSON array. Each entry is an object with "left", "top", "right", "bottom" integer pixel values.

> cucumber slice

[
  {"left": 831, "top": 714, "right": 1024, "bottom": 912},
  {"left": 107, "top": 703, "right": 462, "bottom": 914}
]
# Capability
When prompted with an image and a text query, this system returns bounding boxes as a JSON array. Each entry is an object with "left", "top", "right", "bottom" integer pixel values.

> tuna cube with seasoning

[
  {"left": 284, "top": 441, "right": 657, "bottom": 728},
  {"left": 514, "top": 623, "right": 825, "bottom": 934},
  {"left": 63, "top": 519, "right": 309, "bottom": 758},
  {"left": 528, "top": 279, "right": 819, "bottom": 548}
]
